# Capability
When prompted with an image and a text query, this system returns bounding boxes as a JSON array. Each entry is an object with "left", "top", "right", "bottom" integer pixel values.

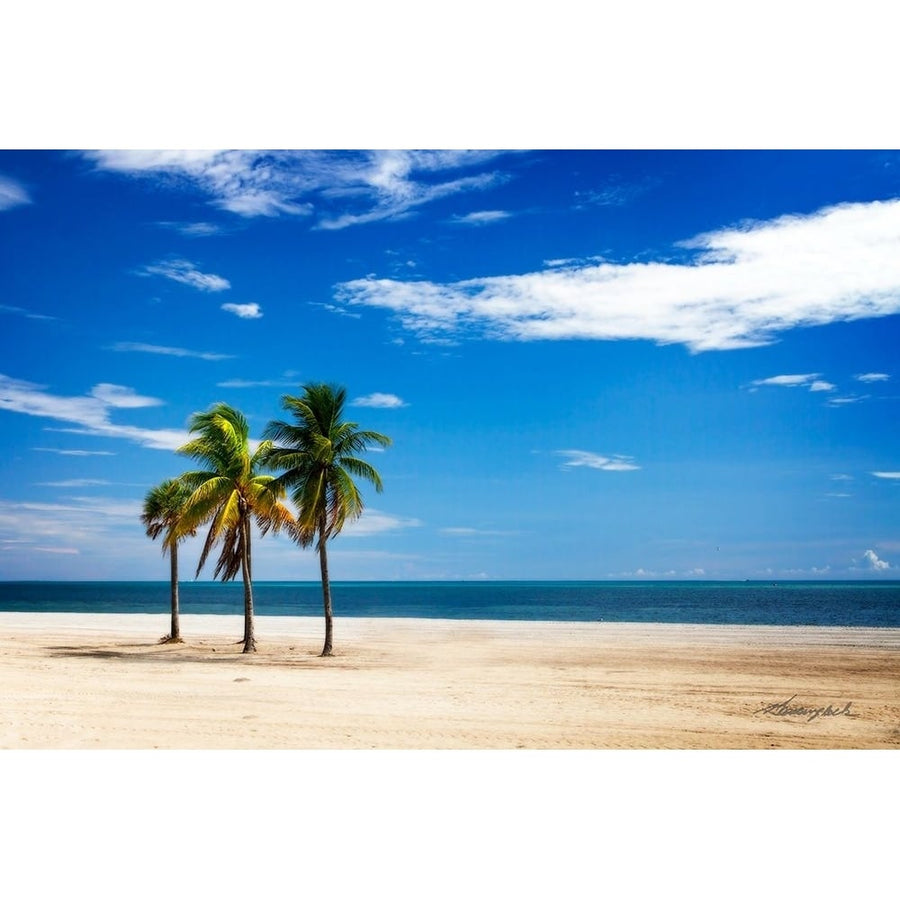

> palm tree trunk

[
  {"left": 318, "top": 526, "right": 333, "bottom": 657},
  {"left": 169, "top": 543, "right": 182, "bottom": 642},
  {"left": 241, "top": 517, "right": 256, "bottom": 653}
]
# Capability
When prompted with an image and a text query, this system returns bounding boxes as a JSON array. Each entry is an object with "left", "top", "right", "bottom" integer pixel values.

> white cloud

[
  {"left": 35, "top": 479, "right": 111, "bottom": 487},
  {"left": 111, "top": 342, "right": 234, "bottom": 361},
  {"left": 85, "top": 150, "right": 511, "bottom": 229},
  {"left": 574, "top": 176, "right": 658, "bottom": 208},
  {"left": 855, "top": 372, "right": 890, "bottom": 382},
  {"left": 557, "top": 450, "right": 640, "bottom": 471},
  {"left": 862, "top": 549, "right": 891, "bottom": 570},
  {"left": 35, "top": 448, "right": 116, "bottom": 456},
  {"left": 0, "top": 174, "right": 31, "bottom": 211},
  {"left": 350, "top": 392, "right": 407, "bottom": 408},
  {"left": 451, "top": 210, "right": 511, "bottom": 225},
  {"left": 216, "top": 378, "right": 295, "bottom": 388},
  {"left": 0, "top": 374, "right": 187, "bottom": 451},
  {"left": 1, "top": 303, "right": 53, "bottom": 321},
  {"left": 752, "top": 374, "right": 822, "bottom": 388},
  {"left": 89, "top": 383, "right": 163, "bottom": 408},
  {"left": 753, "top": 374, "right": 835, "bottom": 395},
  {"left": 0, "top": 496, "right": 144, "bottom": 562},
  {"left": 221, "top": 302, "right": 262, "bottom": 319},
  {"left": 872, "top": 471, "right": 900, "bottom": 479},
  {"left": 158, "top": 221, "right": 223, "bottom": 237},
  {"left": 336, "top": 198, "right": 900, "bottom": 352},
  {"left": 341, "top": 509, "right": 421, "bottom": 537},
  {"left": 140, "top": 259, "right": 230, "bottom": 292}
]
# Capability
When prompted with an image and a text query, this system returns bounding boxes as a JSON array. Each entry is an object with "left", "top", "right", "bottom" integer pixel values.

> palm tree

[
  {"left": 141, "top": 477, "right": 195, "bottom": 643},
  {"left": 262, "top": 383, "right": 391, "bottom": 656},
  {"left": 176, "top": 403, "right": 294, "bottom": 653}
]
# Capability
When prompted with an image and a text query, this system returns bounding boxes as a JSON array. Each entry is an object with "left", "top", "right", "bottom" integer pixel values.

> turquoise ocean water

[{"left": 1, "top": 580, "right": 898, "bottom": 627}]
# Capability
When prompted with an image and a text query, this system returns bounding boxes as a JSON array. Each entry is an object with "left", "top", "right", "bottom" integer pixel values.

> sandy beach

[{"left": 1, "top": 612, "right": 898, "bottom": 749}]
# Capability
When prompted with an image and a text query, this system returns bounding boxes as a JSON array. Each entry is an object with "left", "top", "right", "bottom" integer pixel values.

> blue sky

[{"left": 1, "top": 149, "right": 899, "bottom": 581}]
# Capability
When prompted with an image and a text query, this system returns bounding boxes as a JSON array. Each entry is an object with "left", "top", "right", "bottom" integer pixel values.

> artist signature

[{"left": 754, "top": 695, "right": 856, "bottom": 723}]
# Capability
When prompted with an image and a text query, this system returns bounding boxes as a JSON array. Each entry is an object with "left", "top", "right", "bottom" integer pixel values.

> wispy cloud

[
  {"left": 341, "top": 509, "right": 421, "bottom": 537},
  {"left": 350, "top": 392, "right": 408, "bottom": 409},
  {"left": 35, "top": 448, "right": 116, "bottom": 457},
  {"left": 216, "top": 378, "right": 295, "bottom": 389},
  {"left": 0, "top": 496, "right": 143, "bottom": 560},
  {"left": 0, "top": 374, "right": 187, "bottom": 450},
  {"left": 89, "top": 383, "right": 163, "bottom": 408},
  {"left": 0, "top": 303, "right": 54, "bottom": 321},
  {"left": 85, "top": 150, "right": 512, "bottom": 229},
  {"left": 752, "top": 374, "right": 837, "bottom": 393},
  {"left": 872, "top": 471, "right": 900, "bottom": 479},
  {"left": 111, "top": 342, "right": 234, "bottom": 361},
  {"left": 574, "top": 175, "right": 658, "bottom": 208},
  {"left": 335, "top": 198, "right": 900, "bottom": 352},
  {"left": 35, "top": 479, "right": 111, "bottom": 487},
  {"left": 157, "top": 221, "right": 223, "bottom": 237},
  {"left": 855, "top": 372, "right": 890, "bottom": 383},
  {"left": 0, "top": 174, "right": 31, "bottom": 211},
  {"left": 556, "top": 450, "right": 640, "bottom": 471},
  {"left": 752, "top": 374, "right": 822, "bottom": 388},
  {"left": 450, "top": 210, "right": 511, "bottom": 226},
  {"left": 139, "top": 259, "right": 230, "bottom": 292},
  {"left": 221, "top": 302, "right": 262, "bottom": 319}
]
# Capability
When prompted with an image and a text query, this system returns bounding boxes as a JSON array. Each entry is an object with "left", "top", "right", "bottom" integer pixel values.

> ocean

[{"left": 1, "top": 580, "right": 899, "bottom": 627}]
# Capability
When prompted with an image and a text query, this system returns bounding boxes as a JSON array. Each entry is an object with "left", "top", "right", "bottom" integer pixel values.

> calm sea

[{"left": 0, "top": 580, "right": 899, "bottom": 627}]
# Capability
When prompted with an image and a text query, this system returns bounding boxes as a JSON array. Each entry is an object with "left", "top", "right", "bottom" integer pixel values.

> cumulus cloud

[
  {"left": 557, "top": 450, "right": 640, "bottom": 471},
  {"left": 335, "top": 198, "right": 900, "bottom": 352},
  {"left": 85, "top": 150, "right": 511, "bottom": 229},
  {"left": 221, "top": 302, "right": 262, "bottom": 319},
  {"left": 0, "top": 174, "right": 31, "bottom": 211},
  {"left": 111, "top": 342, "right": 234, "bottom": 361},
  {"left": 140, "top": 259, "right": 230, "bottom": 292},
  {"left": 0, "top": 374, "right": 187, "bottom": 450},
  {"left": 350, "top": 392, "right": 407, "bottom": 408},
  {"left": 862, "top": 549, "right": 891, "bottom": 570}
]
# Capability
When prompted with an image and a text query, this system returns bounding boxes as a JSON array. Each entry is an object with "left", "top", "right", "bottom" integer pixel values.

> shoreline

[{"left": 2, "top": 613, "right": 898, "bottom": 749}]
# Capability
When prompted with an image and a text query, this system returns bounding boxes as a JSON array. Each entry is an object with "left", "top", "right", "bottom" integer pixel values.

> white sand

[{"left": 2, "top": 612, "right": 898, "bottom": 748}]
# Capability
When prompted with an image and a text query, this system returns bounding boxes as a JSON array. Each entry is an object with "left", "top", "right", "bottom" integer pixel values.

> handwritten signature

[{"left": 754, "top": 695, "right": 856, "bottom": 722}]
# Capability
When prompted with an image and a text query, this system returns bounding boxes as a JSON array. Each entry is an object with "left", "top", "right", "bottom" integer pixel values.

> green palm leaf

[
  {"left": 262, "top": 383, "right": 391, "bottom": 656},
  {"left": 175, "top": 402, "right": 294, "bottom": 653}
]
